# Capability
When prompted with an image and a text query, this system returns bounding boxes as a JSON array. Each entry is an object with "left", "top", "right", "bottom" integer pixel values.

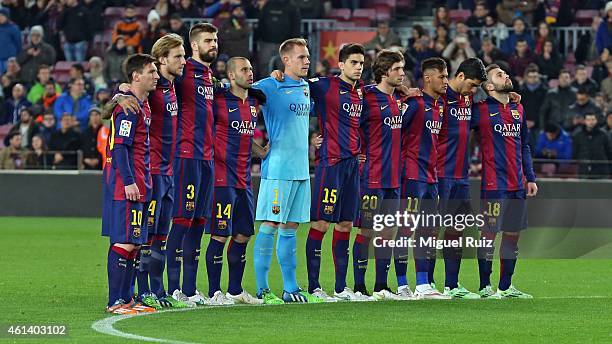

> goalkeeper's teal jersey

[{"left": 253, "top": 76, "right": 311, "bottom": 180}]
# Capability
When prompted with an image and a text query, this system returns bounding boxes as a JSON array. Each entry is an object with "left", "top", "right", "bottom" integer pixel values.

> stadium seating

[
  {"left": 327, "top": 8, "right": 352, "bottom": 21},
  {"left": 352, "top": 9, "right": 376, "bottom": 27},
  {"left": 53, "top": 61, "right": 90, "bottom": 85},
  {"left": 449, "top": 9, "right": 471, "bottom": 23},
  {"left": 574, "top": 10, "right": 599, "bottom": 26}
]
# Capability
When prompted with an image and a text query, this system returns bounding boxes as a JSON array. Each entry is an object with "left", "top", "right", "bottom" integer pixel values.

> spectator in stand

[
  {"left": 540, "top": 69, "right": 577, "bottom": 131},
  {"left": 103, "top": 36, "right": 129, "bottom": 86},
  {"left": 16, "top": 26, "right": 57, "bottom": 86},
  {"left": 478, "top": 36, "right": 505, "bottom": 65},
  {"left": 58, "top": 0, "right": 92, "bottom": 62},
  {"left": 38, "top": 110, "right": 56, "bottom": 144},
  {"left": 408, "top": 25, "right": 426, "bottom": 54},
  {"left": 94, "top": 88, "right": 111, "bottom": 108},
  {"left": 112, "top": 5, "right": 143, "bottom": 54},
  {"left": 572, "top": 65, "right": 599, "bottom": 97},
  {"left": 455, "top": 21, "right": 481, "bottom": 51},
  {"left": 365, "top": 20, "right": 402, "bottom": 53},
  {"left": 214, "top": 59, "right": 228, "bottom": 82},
  {"left": 168, "top": 14, "right": 191, "bottom": 56},
  {"left": 443, "top": 34, "right": 476, "bottom": 75},
  {"left": 0, "top": 8, "right": 22, "bottom": 75},
  {"left": 26, "top": 65, "right": 62, "bottom": 105},
  {"left": 314, "top": 59, "right": 331, "bottom": 77},
  {"left": 87, "top": 57, "right": 108, "bottom": 92},
  {"left": 594, "top": 92, "right": 608, "bottom": 115},
  {"left": 294, "top": 0, "right": 323, "bottom": 19},
  {"left": 175, "top": 0, "right": 201, "bottom": 18},
  {"left": 41, "top": 81, "right": 60, "bottom": 112},
  {"left": 3, "top": 57, "right": 23, "bottom": 85},
  {"left": 600, "top": 60, "right": 612, "bottom": 101},
  {"left": 501, "top": 18, "right": 535, "bottom": 56},
  {"left": 10, "top": 107, "right": 40, "bottom": 148},
  {"left": 219, "top": 4, "right": 252, "bottom": 59},
  {"left": 567, "top": 86, "right": 604, "bottom": 132},
  {"left": 496, "top": 0, "right": 538, "bottom": 26},
  {"left": 433, "top": 6, "right": 451, "bottom": 27},
  {"left": 466, "top": 1, "right": 488, "bottom": 27},
  {"left": 142, "top": 10, "right": 165, "bottom": 55},
  {"left": 535, "top": 39, "right": 563, "bottom": 81},
  {"left": 519, "top": 64, "right": 547, "bottom": 143},
  {"left": 605, "top": 111, "right": 612, "bottom": 135},
  {"left": 481, "top": 13, "right": 509, "bottom": 45},
  {"left": 4, "top": 83, "right": 31, "bottom": 125},
  {"left": 3, "top": 0, "right": 29, "bottom": 29},
  {"left": 153, "top": 0, "right": 172, "bottom": 27},
  {"left": 534, "top": 21, "right": 558, "bottom": 55},
  {"left": 69, "top": 63, "right": 95, "bottom": 97},
  {"left": 255, "top": 0, "right": 301, "bottom": 78},
  {"left": 509, "top": 39, "right": 535, "bottom": 81},
  {"left": 80, "top": 107, "right": 103, "bottom": 170},
  {"left": 29, "top": 0, "right": 63, "bottom": 61},
  {"left": 24, "top": 133, "right": 53, "bottom": 169},
  {"left": 0, "top": 131, "right": 25, "bottom": 169},
  {"left": 433, "top": 24, "right": 450, "bottom": 54},
  {"left": 596, "top": 2, "right": 612, "bottom": 61},
  {"left": 53, "top": 78, "right": 94, "bottom": 132},
  {"left": 82, "top": 0, "right": 104, "bottom": 34},
  {"left": 535, "top": 123, "right": 573, "bottom": 160},
  {"left": 573, "top": 113, "right": 612, "bottom": 178},
  {"left": 49, "top": 113, "right": 81, "bottom": 169},
  {"left": 413, "top": 36, "right": 437, "bottom": 80}
]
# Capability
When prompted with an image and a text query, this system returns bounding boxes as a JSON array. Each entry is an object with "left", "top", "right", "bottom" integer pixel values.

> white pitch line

[{"left": 92, "top": 296, "right": 612, "bottom": 343}]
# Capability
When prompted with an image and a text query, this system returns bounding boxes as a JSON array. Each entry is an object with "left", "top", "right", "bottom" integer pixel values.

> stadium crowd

[{"left": 0, "top": 0, "right": 611, "bottom": 177}]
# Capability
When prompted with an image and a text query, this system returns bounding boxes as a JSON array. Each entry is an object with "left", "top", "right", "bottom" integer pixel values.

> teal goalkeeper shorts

[{"left": 255, "top": 178, "right": 311, "bottom": 224}]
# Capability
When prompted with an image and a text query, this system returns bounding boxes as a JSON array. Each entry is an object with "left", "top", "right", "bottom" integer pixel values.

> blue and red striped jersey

[
  {"left": 309, "top": 76, "right": 363, "bottom": 166},
  {"left": 175, "top": 57, "right": 215, "bottom": 160},
  {"left": 148, "top": 74, "right": 177, "bottom": 176},
  {"left": 402, "top": 92, "right": 444, "bottom": 183},
  {"left": 472, "top": 96, "right": 536, "bottom": 191},
  {"left": 104, "top": 95, "right": 152, "bottom": 202},
  {"left": 213, "top": 88, "right": 260, "bottom": 189},
  {"left": 359, "top": 85, "right": 403, "bottom": 189},
  {"left": 437, "top": 86, "right": 473, "bottom": 179}
]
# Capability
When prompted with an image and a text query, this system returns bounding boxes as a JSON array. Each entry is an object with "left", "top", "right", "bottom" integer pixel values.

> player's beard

[
  {"left": 494, "top": 80, "right": 513, "bottom": 92},
  {"left": 199, "top": 49, "right": 217, "bottom": 63}
]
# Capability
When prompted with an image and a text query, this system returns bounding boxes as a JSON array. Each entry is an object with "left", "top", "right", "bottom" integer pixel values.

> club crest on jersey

[
  {"left": 147, "top": 216, "right": 154, "bottom": 227},
  {"left": 464, "top": 95, "right": 470, "bottom": 107},
  {"left": 357, "top": 88, "right": 363, "bottom": 99},
  {"left": 324, "top": 205, "right": 334, "bottom": 215},
  {"left": 118, "top": 120, "right": 131, "bottom": 137},
  {"left": 133, "top": 227, "right": 141, "bottom": 238},
  {"left": 217, "top": 220, "right": 227, "bottom": 230},
  {"left": 144, "top": 117, "right": 151, "bottom": 126},
  {"left": 303, "top": 86, "right": 309, "bottom": 97},
  {"left": 439, "top": 105, "right": 444, "bottom": 116},
  {"left": 272, "top": 205, "right": 281, "bottom": 215},
  {"left": 511, "top": 109, "right": 520, "bottom": 120},
  {"left": 186, "top": 201, "right": 195, "bottom": 211},
  {"left": 250, "top": 106, "right": 258, "bottom": 118}
]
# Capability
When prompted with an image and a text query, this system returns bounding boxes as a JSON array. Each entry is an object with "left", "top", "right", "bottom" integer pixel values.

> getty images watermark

[{"left": 371, "top": 211, "right": 494, "bottom": 249}]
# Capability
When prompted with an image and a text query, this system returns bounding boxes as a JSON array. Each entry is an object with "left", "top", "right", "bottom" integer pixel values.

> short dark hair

[
  {"left": 421, "top": 57, "right": 447, "bottom": 74},
  {"left": 558, "top": 69, "right": 571, "bottom": 78},
  {"left": 524, "top": 63, "right": 539, "bottom": 75},
  {"left": 372, "top": 50, "right": 404, "bottom": 83},
  {"left": 485, "top": 63, "right": 501, "bottom": 75},
  {"left": 169, "top": 13, "right": 182, "bottom": 21},
  {"left": 38, "top": 64, "right": 50, "bottom": 72},
  {"left": 71, "top": 63, "right": 84, "bottom": 74},
  {"left": 544, "top": 122, "right": 560, "bottom": 133},
  {"left": 123, "top": 53, "right": 157, "bottom": 83},
  {"left": 189, "top": 22, "right": 217, "bottom": 43},
  {"left": 575, "top": 64, "right": 587, "bottom": 72},
  {"left": 576, "top": 84, "right": 590, "bottom": 95},
  {"left": 455, "top": 57, "right": 486, "bottom": 81},
  {"left": 338, "top": 43, "right": 365, "bottom": 63}
]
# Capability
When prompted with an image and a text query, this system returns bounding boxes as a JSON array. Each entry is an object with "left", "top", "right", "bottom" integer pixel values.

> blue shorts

[
  {"left": 147, "top": 174, "right": 174, "bottom": 235},
  {"left": 172, "top": 158, "right": 214, "bottom": 220},
  {"left": 438, "top": 177, "right": 472, "bottom": 216},
  {"left": 102, "top": 200, "right": 147, "bottom": 244},
  {"left": 480, "top": 189, "right": 528, "bottom": 232},
  {"left": 400, "top": 179, "right": 439, "bottom": 215},
  {"left": 206, "top": 187, "right": 255, "bottom": 237},
  {"left": 255, "top": 178, "right": 311, "bottom": 224},
  {"left": 311, "top": 157, "right": 360, "bottom": 223},
  {"left": 356, "top": 186, "right": 400, "bottom": 229}
]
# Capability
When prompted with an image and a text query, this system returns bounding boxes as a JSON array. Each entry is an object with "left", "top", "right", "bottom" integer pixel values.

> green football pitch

[{"left": 2, "top": 217, "right": 612, "bottom": 343}]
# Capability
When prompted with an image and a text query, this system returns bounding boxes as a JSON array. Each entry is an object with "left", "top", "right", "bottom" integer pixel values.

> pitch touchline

[{"left": 92, "top": 296, "right": 612, "bottom": 343}]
